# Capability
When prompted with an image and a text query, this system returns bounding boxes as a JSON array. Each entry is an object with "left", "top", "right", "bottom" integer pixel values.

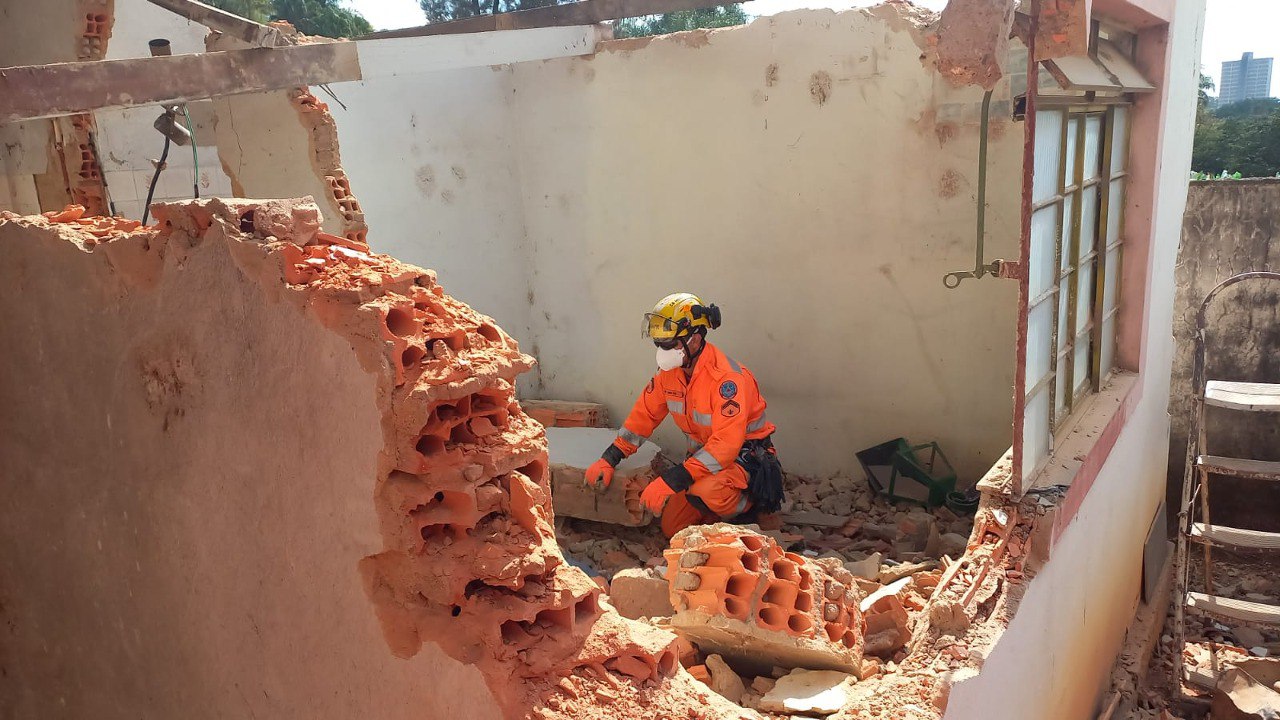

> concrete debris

[
  {"left": 609, "top": 568, "right": 673, "bottom": 620},
  {"left": 547, "top": 427, "right": 661, "bottom": 526},
  {"left": 705, "top": 653, "right": 748, "bottom": 704},
  {"left": 1213, "top": 658, "right": 1280, "bottom": 720},
  {"left": 757, "top": 668, "right": 857, "bottom": 716}
]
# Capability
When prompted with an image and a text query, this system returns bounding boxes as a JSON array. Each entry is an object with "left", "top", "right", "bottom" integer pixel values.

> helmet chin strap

[{"left": 679, "top": 333, "right": 705, "bottom": 369}]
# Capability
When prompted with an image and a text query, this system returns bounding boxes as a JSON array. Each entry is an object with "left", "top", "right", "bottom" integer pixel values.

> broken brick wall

[
  {"left": 943, "top": 0, "right": 1205, "bottom": 717},
  {"left": 0, "top": 205, "right": 501, "bottom": 718},
  {"left": 1168, "top": 178, "right": 1280, "bottom": 533}
]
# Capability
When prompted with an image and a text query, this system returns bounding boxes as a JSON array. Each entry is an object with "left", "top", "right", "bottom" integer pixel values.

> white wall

[
  {"left": 94, "top": 0, "right": 234, "bottom": 220},
  {"left": 330, "top": 67, "right": 536, "bottom": 350},
  {"left": 509, "top": 9, "right": 1021, "bottom": 479},
  {"left": 944, "top": 0, "right": 1204, "bottom": 717}
]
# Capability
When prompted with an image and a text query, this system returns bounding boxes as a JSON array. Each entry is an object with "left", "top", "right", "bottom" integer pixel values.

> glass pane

[
  {"left": 1103, "top": 246, "right": 1120, "bottom": 312},
  {"left": 1034, "top": 111, "right": 1064, "bottom": 202},
  {"left": 1023, "top": 389, "right": 1051, "bottom": 478},
  {"left": 1100, "top": 316, "right": 1117, "bottom": 377},
  {"left": 1079, "top": 186, "right": 1099, "bottom": 261},
  {"left": 1027, "top": 300, "right": 1053, "bottom": 387},
  {"left": 1106, "top": 178, "right": 1125, "bottom": 245},
  {"left": 1055, "top": 351, "right": 1069, "bottom": 419},
  {"left": 1110, "top": 106, "right": 1129, "bottom": 174},
  {"left": 1073, "top": 340, "right": 1091, "bottom": 398},
  {"left": 1064, "top": 117, "right": 1080, "bottom": 185},
  {"left": 1060, "top": 193, "right": 1075, "bottom": 272},
  {"left": 1030, "top": 207, "right": 1058, "bottom": 298},
  {"left": 1083, "top": 114, "right": 1103, "bottom": 181},
  {"left": 1076, "top": 261, "right": 1096, "bottom": 336},
  {"left": 1058, "top": 270, "right": 1072, "bottom": 352}
]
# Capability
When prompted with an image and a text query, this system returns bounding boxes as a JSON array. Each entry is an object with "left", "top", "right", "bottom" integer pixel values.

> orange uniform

[{"left": 610, "top": 342, "right": 776, "bottom": 536}]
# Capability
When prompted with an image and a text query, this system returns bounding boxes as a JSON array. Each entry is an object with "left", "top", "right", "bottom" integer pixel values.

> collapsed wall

[{"left": 0, "top": 199, "right": 740, "bottom": 719}]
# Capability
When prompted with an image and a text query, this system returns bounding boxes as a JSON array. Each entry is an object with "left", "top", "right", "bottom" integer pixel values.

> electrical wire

[
  {"left": 141, "top": 134, "right": 172, "bottom": 226},
  {"left": 182, "top": 106, "right": 199, "bottom": 198}
]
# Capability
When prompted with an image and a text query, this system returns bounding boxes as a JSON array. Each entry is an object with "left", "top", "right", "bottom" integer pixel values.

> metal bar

[
  {"left": 1011, "top": 4, "right": 1040, "bottom": 495},
  {"left": 1062, "top": 113, "right": 1088, "bottom": 417},
  {"left": 1091, "top": 105, "right": 1116, "bottom": 390},
  {"left": 1048, "top": 108, "right": 1068, "bottom": 431}
]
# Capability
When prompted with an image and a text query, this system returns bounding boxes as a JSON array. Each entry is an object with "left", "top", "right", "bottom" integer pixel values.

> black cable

[{"left": 141, "top": 134, "right": 172, "bottom": 226}]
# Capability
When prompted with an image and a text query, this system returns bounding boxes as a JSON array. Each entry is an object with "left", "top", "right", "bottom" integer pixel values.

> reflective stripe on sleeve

[
  {"left": 693, "top": 447, "right": 723, "bottom": 473},
  {"left": 617, "top": 427, "right": 647, "bottom": 446},
  {"left": 746, "top": 414, "right": 768, "bottom": 433}
]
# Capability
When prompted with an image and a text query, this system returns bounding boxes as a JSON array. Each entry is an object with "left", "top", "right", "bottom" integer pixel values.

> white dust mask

[{"left": 656, "top": 345, "right": 685, "bottom": 371}]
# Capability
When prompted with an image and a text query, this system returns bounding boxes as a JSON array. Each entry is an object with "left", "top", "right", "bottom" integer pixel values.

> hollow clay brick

[
  {"left": 665, "top": 523, "right": 864, "bottom": 676},
  {"left": 2, "top": 197, "right": 750, "bottom": 720},
  {"left": 521, "top": 400, "right": 610, "bottom": 429}
]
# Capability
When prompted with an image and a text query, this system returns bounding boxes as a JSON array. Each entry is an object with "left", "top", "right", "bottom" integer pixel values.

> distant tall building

[{"left": 1219, "top": 52, "right": 1273, "bottom": 106}]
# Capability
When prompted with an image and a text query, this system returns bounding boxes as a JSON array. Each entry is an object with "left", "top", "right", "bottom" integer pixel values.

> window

[{"left": 1021, "top": 102, "right": 1131, "bottom": 479}]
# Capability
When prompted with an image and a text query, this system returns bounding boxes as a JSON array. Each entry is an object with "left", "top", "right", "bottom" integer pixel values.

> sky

[{"left": 349, "top": 0, "right": 1279, "bottom": 97}]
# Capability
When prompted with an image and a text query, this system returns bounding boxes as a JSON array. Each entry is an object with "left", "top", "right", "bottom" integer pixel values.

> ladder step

[
  {"left": 1205, "top": 380, "right": 1280, "bottom": 412},
  {"left": 1186, "top": 592, "right": 1280, "bottom": 625},
  {"left": 1189, "top": 523, "right": 1280, "bottom": 549},
  {"left": 1197, "top": 455, "right": 1280, "bottom": 480}
]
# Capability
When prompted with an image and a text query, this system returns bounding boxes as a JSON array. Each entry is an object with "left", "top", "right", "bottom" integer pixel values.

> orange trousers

[{"left": 659, "top": 463, "right": 750, "bottom": 538}]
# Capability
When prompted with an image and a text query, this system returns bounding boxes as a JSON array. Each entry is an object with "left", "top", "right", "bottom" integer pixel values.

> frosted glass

[
  {"left": 1030, "top": 207, "right": 1058, "bottom": 298},
  {"left": 1034, "top": 111, "right": 1065, "bottom": 202},
  {"left": 1027, "top": 301, "right": 1053, "bottom": 387},
  {"left": 1023, "top": 389, "right": 1051, "bottom": 478},
  {"left": 1083, "top": 114, "right": 1103, "bottom": 180}
]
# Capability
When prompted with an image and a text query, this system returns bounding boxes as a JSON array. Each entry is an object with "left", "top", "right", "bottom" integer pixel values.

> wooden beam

[
  {"left": 0, "top": 43, "right": 360, "bottom": 124},
  {"left": 0, "top": 26, "right": 599, "bottom": 122},
  {"left": 362, "top": 0, "right": 752, "bottom": 39},
  {"left": 146, "top": 0, "right": 287, "bottom": 47}
]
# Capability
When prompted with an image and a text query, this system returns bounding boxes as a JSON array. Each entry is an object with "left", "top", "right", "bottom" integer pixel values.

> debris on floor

[{"left": 757, "top": 668, "right": 858, "bottom": 716}]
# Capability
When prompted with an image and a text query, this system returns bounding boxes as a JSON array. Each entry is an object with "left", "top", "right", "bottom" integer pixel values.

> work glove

[
  {"left": 640, "top": 478, "right": 676, "bottom": 514},
  {"left": 585, "top": 458, "right": 615, "bottom": 489}
]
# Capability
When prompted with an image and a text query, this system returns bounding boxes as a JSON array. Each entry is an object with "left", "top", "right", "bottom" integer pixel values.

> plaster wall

[
  {"left": 328, "top": 66, "right": 536, "bottom": 352},
  {"left": 509, "top": 9, "right": 1022, "bottom": 479},
  {"left": 93, "top": 0, "right": 235, "bottom": 220},
  {"left": 944, "top": 0, "right": 1204, "bottom": 716},
  {"left": 0, "top": 221, "right": 499, "bottom": 719},
  {"left": 1167, "top": 179, "right": 1280, "bottom": 531}
]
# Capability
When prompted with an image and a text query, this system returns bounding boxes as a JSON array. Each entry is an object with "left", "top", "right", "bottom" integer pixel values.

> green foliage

[
  {"left": 614, "top": 4, "right": 747, "bottom": 38},
  {"left": 1193, "top": 72, "right": 1280, "bottom": 178},
  {"left": 417, "top": 0, "right": 560, "bottom": 24},
  {"left": 205, "top": 0, "right": 371, "bottom": 38}
]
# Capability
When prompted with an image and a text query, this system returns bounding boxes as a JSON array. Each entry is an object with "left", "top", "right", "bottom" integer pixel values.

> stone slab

[{"left": 547, "top": 427, "right": 658, "bottom": 526}]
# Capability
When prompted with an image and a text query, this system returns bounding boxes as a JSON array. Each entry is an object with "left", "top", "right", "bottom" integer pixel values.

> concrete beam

[
  {"left": 146, "top": 0, "right": 286, "bottom": 47},
  {"left": 0, "top": 26, "right": 598, "bottom": 123}
]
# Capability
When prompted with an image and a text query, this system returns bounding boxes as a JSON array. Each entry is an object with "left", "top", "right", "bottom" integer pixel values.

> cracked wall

[{"left": 0, "top": 199, "right": 748, "bottom": 719}]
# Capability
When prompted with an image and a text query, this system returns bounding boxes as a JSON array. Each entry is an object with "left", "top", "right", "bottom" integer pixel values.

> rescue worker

[{"left": 584, "top": 293, "right": 784, "bottom": 537}]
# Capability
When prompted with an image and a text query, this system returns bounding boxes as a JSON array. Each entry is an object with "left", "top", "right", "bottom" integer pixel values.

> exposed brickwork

[
  {"left": 11, "top": 198, "right": 743, "bottom": 720},
  {"left": 665, "top": 524, "right": 864, "bottom": 674},
  {"left": 522, "top": 400, "right": 610, "bottom": 429},
  {"left": 288, "top": 88, "right": 368, "bottom": 245}
]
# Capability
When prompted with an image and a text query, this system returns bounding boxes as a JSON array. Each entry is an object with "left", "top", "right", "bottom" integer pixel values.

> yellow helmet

[{"left": 642, "top": 292, "right": 721, "bottom": 342}]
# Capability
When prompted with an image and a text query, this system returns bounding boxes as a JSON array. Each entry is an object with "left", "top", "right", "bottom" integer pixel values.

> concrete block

[
  {"left": 757, "top": 668, "right": 857, "bottom": 716},
  {"left": 522, "top": 399, "right": 609, "bottom": 428},
  {"left": 547, "top": 427, "right": 658, "bottom": 526},
  {"left": 610, "top": 568, "right": 672, "bottom": 620}
]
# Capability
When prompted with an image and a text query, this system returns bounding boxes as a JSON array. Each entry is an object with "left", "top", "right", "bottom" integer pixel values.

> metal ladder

[{"left": 1173, "top": 271, "right": 1280, "bottom": 689}]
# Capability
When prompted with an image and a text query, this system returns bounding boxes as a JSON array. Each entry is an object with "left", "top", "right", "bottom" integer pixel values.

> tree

[
  {"left": 418, "top": 0, "right": 561, "bottom": 24},
  {"left": 1216, "top": 97, "right": 1280, "bottom": 119},
  {"left": 205, "top": 0, "right": 372, "bottom": 38},
  {"left": 1192, "top": 90, "right": 1280, "bottom": 178},
  {"left": 615, "top": 4, "right": 747, "bottom": 38}
]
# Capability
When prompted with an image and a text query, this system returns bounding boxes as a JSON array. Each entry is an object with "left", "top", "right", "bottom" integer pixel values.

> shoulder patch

[
  {"left": 719, "top": 380, "right": 738, "bottom": 400},
  {"left": 721, "top": 399, "right": 741, "bottom": 417}
]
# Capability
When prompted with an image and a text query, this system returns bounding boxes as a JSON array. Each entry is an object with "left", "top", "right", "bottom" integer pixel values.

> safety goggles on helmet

[{"left": 642, "top": 312, "right": 685, "bottom": 342}]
